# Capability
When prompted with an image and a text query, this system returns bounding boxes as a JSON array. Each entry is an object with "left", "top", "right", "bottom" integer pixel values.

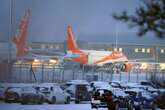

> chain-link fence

[{"left": 0, "top": 62, "right": 164, "bottom": 83}]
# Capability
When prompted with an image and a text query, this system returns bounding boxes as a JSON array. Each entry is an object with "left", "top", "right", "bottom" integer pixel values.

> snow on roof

[
  {"left": 35, "top": 83, "right": 59, "bottom": 87},
  {"left": 113, "top": 89, "right": 128, "bottom": 97},
  {"left": 0, "top": 83, "right": 35, "bottom": 88},
  {"left": 91, "top": 81, "right": 109, "bottom": 85},
  {"left": 66, "top": 80, "right": 89, "bottom": 85},
  {"left": 92, "top": 81, "right": 113, "bottom": 90},
  {"left": 158, "top": 88, "right": 165, "bottom": 93},
  {"left": 125, "top": 88, "right": 144, "bottom": 93}
]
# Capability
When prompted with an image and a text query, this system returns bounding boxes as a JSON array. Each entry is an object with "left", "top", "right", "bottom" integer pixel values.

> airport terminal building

[
  {"left": 29, "top": 41, "right": 165, "bottom": 63},
  {"left": 0, "top": 41, "right": 165, "bottom": 63}
]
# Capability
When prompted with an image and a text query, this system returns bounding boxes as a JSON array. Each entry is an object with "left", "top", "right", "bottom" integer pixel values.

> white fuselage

[{"left": 82, "top": 50, "right": 112, "bottom": 65}]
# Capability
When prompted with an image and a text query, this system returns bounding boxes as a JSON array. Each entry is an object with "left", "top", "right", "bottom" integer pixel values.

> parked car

[
  {"left": 91, "top": 88, "right": 116, "bottom": 110},
  {"left": 66, "top": 80, "right": 89, "bottom": 86},
  {"left": 0, "top": 86, "right": 7, "bottom": 100},
  {"left": 65, "top": 84, "right": 91, "bottom": 103},
  {"left": 21, "top": 86, "right": 45, "bottom": 104},
  {"left": 140, "top": 81, "right": 156, "bottom": 88},
  {"left": 36, "top": 83, "right": 70, "bottom": 104},
  {"left": 4, "top": 87, "right": 22, "bottom": 103},
  {"left": 109, "top": 81, "right": 123, "bottom": 89},
  {"left": 61, "top": 80, "right": 89, "bottom": 90},
  {"left": 158, "top": 88, "right": 165, "bottom": 93},
  {"left": 125, "top": 88, "right": 156, "bottom": 110},
  {"left": 90, "top": 81, "right": 113, "bottom": 91},
  {"left": 111, "top": 88, "right": 133, "bottom": 110},
  {"left": 124, "top": 82, "right": 145, "bottom": 89},
  {"left": 112, "top": 88, "right": 128, "bottom": 99},
  {"left": 155, "top": 91, "right": 165, "bottom": 109}
]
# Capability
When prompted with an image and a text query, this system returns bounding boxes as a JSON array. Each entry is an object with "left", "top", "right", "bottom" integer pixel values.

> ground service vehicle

[
  {"left": 65, "top": 84, "right": 91, "bottom": 103},
  {"left": 91, "top": 89, "right": 115, "bottom": 110}
]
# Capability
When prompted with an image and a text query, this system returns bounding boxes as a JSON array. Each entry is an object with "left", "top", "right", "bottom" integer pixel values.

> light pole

[
  {"left": 8, "top": 0, "right": 13, "bottom": 63},
  {"left": 7, "top": 0, "right": 14, "bottom": 82}
]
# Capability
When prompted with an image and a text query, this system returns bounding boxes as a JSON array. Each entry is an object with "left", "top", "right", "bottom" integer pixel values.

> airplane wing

[
  {"left": 16, "top": 51, "right": 80, "bottom": 63},
  {"left": 94, "top": 51, "right": 128, "bottom": 66},
  {"left": 28, "top": 48, "right": 66, "bottom": 56}
]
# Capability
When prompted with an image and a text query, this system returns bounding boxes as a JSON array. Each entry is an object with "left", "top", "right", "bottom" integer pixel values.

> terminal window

[
  {"left": 134, "top": 48, "right": 139, "bottom": 53},
  {"left": 146, "top": 48, "right": 150, "bottom": 53},
  {"left": 160, "top": 49, "right": 164, "bottom": 54},
  {"left": 142, "top": 48, "right": 145, "bottom": 53},
  {"left": 119, "top": 48, "right": 122, "bottom": 52}
]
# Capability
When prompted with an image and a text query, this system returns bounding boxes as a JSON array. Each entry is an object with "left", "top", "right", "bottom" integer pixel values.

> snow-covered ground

[
  {"left": 0, "top": 103, "right": 162, "bottom": 110},
  {"left": 0, "top": 103, "right": 107, "bottom": 110}
]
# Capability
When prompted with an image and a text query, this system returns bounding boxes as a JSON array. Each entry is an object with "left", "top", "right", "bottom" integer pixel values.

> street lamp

[
  {"left": 160, "top": 63, "right": 165, "bottom": 82},
  {"left": 140, "top": 63, "right": 148, "bottom": 70},
  {"left": 8, "top": 0, "right": 14, "bottom": 63},
  {"left": 160, "top": 63, "right": 165, "bottom": 70}
]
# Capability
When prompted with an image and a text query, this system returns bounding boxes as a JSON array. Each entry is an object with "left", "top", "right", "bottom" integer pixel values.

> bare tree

[{"left": 113, "top": 0, "right": 165, "bottom": 38}]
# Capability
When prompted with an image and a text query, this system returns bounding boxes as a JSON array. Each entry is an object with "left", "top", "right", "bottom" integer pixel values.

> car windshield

[
  {"left": 111, "top": 82, "right": 119, "bottom": 87},
  {"left": 114, "top": 90, "right": 127, "bottom": 96},
  {"left": 141, "top": 91, "right": 152, "bottom": 98},
  {"left": 141, "top": 82, "right": 151, "bottom": 86},
  {"left": 96, "top": 89, "right": 112, "bottom": 96},
  {"left": 7, "top": 87, "right": 21, "bottom": 91},
  {"left": 38, "top": 87, "right": 49, "bottom": 92},
  {"left": 0, "top": 87, "right": 4, "bottom": 91},
  {"left": 125, "top": 91, "right": 137, "bottom": 97}
]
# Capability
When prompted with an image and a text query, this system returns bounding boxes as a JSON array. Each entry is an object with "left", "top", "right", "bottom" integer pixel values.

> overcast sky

[{"left": 0, "top": 0, "right": 165, "bottom": 45}]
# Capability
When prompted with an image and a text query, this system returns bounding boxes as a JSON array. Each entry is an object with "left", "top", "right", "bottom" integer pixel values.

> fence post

[
  {"left": 62, "top": 67, "right": 65, "bottom": 82},
  {"left": 128, "top": 71, "right": 130, "bottom": 82},
  {"left": 101, "top": 71, "right": 103, "bottom": 81},
  {"left": 41, "top": 64, "right": 44, "bottom": 83},
  {"left": 137, "top": 69, "right": 139, "bottom": 83},
  {"left": 119, "top": 72, "right": 122, "bottom": 81},
  {"left": 19, "top": 63, "right": 22, "bottom": 83},
  {"left": 30, "top": 64, "right": 32, "bottom": 82},
  {"left": 52, "top": 65, "right": 55, "bottom": 82},
  {"left": 73, "top": 65, "right": 75, "bottom": 80},
  {"left": 82, "top": 65, "right": 85, "bottom": 80}
]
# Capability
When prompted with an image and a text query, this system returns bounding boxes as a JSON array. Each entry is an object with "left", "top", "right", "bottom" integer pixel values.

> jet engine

[{"left": 121, "top": 63, "right": 132, "bottom": 72}]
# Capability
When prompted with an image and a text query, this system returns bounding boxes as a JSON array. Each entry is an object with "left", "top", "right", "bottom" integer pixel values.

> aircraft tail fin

[
  {"left": 12, "top": 9, "right": 31, "bottom": 57},
  {"left": 67, "top": 25, "right": 81, "bottom": 53}
]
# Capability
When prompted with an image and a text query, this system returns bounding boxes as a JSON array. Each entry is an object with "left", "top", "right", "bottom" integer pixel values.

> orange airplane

[
  {"left": 12, "top": 9, "right": 78, "bottom": 63},
  {"left": 67, "top": 25, "right": 132, "bottom": 72},
  {"left": 12, "top": 9, "right": 30, "bottom": 58}
]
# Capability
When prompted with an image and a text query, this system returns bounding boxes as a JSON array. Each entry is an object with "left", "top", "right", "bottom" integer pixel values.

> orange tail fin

[
  {"left": 67, "top": 25, "right": 81, "bottom": 53},
  {"left": 12, "top": 9, "right": 31, "bottom": 57},
  {"left": 67, "top": 25, "right": 88, "bottom": 64}
]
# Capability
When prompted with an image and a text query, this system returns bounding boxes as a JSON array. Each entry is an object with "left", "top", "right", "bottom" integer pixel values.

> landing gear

[
  {"left": 114, "top": 63, "right": 124, "bottom": 73},
  {"left": 102, "top": 63, "right": 125, "bottom": 73}
]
